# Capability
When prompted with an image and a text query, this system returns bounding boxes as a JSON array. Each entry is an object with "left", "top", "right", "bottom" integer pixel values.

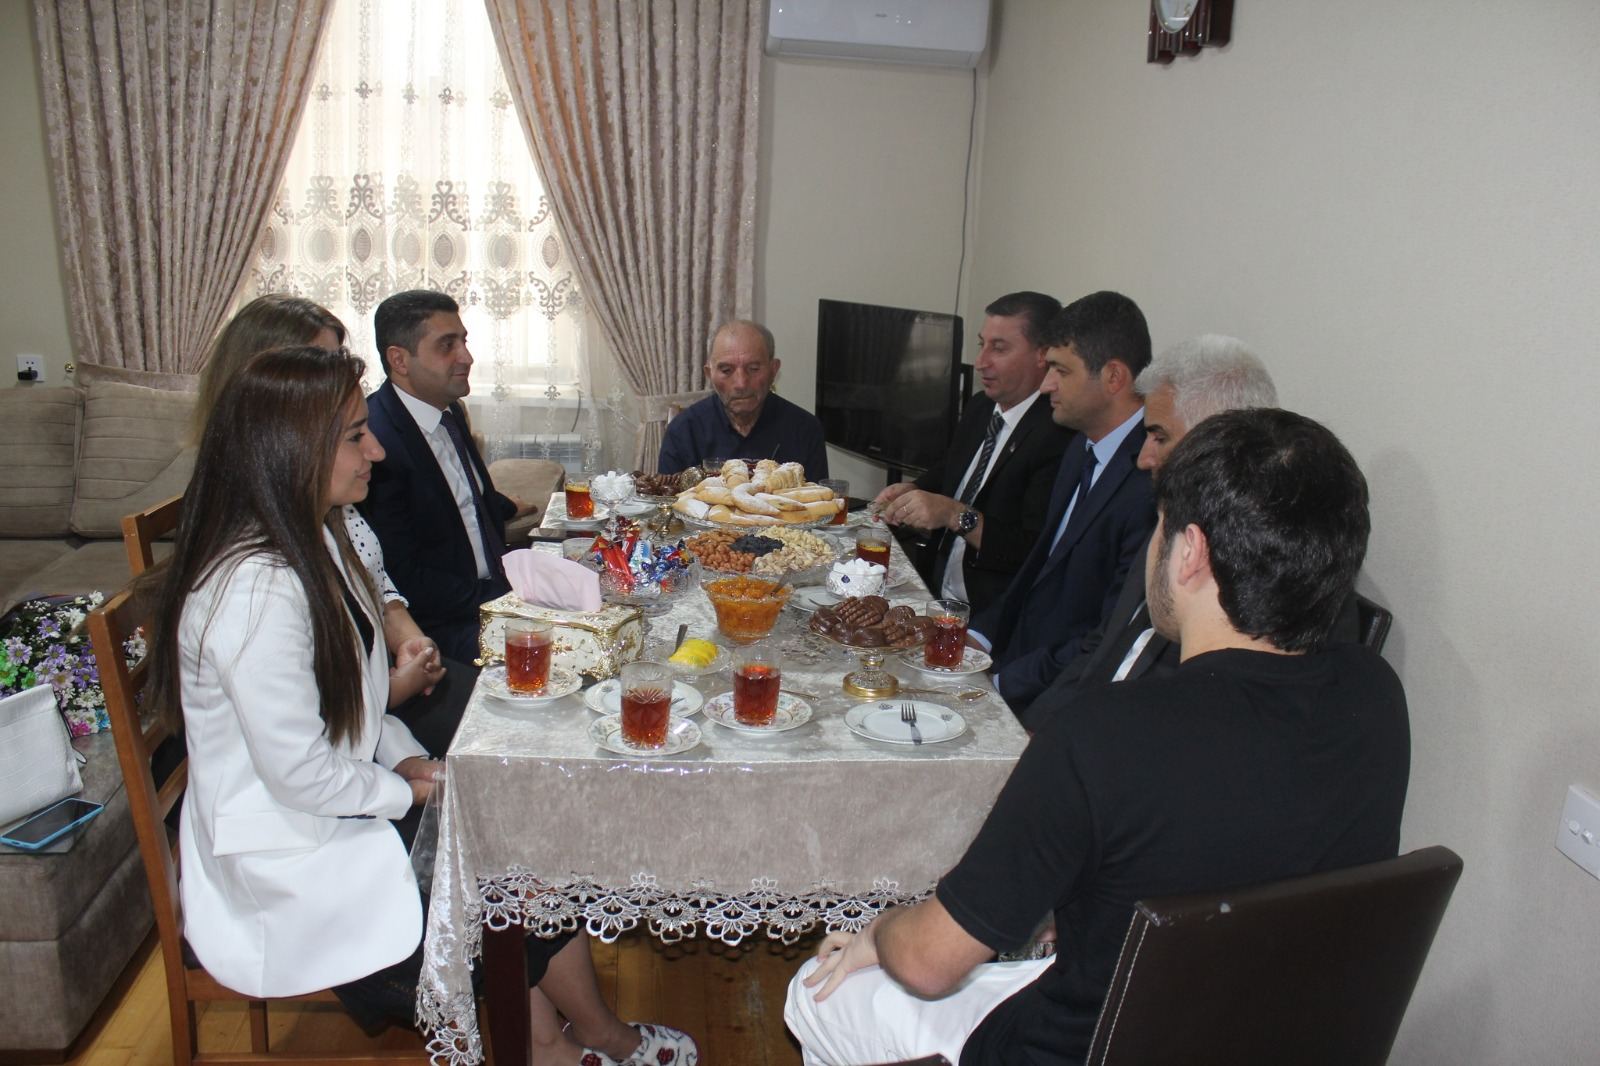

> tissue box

[{"left": 477, "top": 594, "right": 645, "bottom": 679}]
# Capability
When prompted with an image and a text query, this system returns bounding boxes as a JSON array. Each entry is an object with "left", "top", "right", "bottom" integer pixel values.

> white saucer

[
  {"left": 790, "top": 587, "right": 841, "bottom": 613},
  {"left": 480, "top": 666, "right": 583, "bottom": 704},
  {"left": 702, "top": 692, "right": 813, "bottom": 733},
  {"left": 583, "top": 678, "right": 704, "bottom": 718},
  {"left": 844, "top": 700, "right": 966, "bottom": 745},
  {"left": 589, "top": 714, "right": 702, "bottom": 757},
  {"left": 898, "top": 647, "right": 993, "bottom": 675}
]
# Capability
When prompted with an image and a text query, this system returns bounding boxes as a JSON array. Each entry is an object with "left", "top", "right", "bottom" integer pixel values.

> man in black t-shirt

[{"left": 785, "top": 409, "right": 1410, "bottom": 1066}]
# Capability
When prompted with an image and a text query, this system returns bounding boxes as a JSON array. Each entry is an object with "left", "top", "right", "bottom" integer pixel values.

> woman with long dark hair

[
  {"left": 150, "top": 348, "right": 695, "bottom": 1063},
  {"left": 196, "top": 295, "right": 452, "bottom": 744}
]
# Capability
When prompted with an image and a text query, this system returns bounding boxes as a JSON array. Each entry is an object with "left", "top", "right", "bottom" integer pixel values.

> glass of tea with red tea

[
  {"left": 732, "top": 645, "right": 782, "bottom": 727},
  {"left": 619, "top": 660, "right": 673, "bottom": 747},
  {"left": 854, "top": 526, "right": 891, "bottom": 568},
  {"left": 564, "top": 471, "right": 594, "bottom": 520},
  {"left": 504, "top": 618, "right": 554, "bottom": 694},
  {"left": 820, "top": 479, "right": 850, "bottom": 525},
  {"left": 924, "top": 599, "right": 971, "bottom": 670}
]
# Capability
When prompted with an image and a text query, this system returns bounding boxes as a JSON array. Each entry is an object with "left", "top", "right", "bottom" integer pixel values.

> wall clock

[{"left": 1148, "top": 0, "right": 1233, "bottom": 63}]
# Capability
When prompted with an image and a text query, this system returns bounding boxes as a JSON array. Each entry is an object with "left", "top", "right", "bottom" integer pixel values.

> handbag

[{"left": 0, "top": 684, "right": 84, "bottom": 826}]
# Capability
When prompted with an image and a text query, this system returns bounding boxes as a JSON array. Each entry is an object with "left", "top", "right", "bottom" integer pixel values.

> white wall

[
  {"left": 0, "top": 2, "right": 74, "bottom": 388},
  {"left": 757, "top": 52, "right": 983, "bottom": 493},
  {"left": 972, "top": 1, "right": 1600, "bottom": 1061}
]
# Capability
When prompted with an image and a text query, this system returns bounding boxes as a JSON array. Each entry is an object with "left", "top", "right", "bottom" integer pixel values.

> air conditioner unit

[{"left": 766, "top": 0, "right": 990, "bottom": 69}]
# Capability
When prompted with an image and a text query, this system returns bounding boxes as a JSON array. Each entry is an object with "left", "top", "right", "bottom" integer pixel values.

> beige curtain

[
  {"left": 34, "top": 0, "right": 332, "bottom": 374},
  {"left": 483, "top": 0, "right": 763, "bottom": 468}
]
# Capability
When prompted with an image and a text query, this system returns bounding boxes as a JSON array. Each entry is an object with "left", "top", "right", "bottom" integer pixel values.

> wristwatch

[{"left": 955, "top": 509, "right": 980, "bottom": 536}]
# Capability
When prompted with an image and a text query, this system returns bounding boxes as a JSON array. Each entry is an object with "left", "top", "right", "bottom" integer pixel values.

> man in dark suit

[
  {"left": 969, "top": 292, "right": 1155, "bottom": 717},
  {"left": 874, "top": 292, "right": 1073, "bottom": 613},
  {"left": 359, "top": 290, "right": 532, "bottom": 663},
  {"left": 1019, "top": 335, "right": 1280, "bottom": 730}
]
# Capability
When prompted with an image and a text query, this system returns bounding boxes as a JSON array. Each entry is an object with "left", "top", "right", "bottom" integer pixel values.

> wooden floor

[{"left": 60, "top": 930, "right": 814, "bottom": 1065}]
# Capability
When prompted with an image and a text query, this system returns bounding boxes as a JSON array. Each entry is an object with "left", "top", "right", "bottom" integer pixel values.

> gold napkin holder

[{"left": 477, "top": 594, "right": 645, "bottom": 680}]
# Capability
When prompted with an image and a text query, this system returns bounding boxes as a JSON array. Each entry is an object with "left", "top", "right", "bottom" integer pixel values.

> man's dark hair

[
  {"left": 1041, "top": 291, "right": 1151, "bottom": 376},
  {"left": 374, "top": 290, "right": 460, "bottom": 375},
  {"left": 984, "top": 291, "right": 1062, "bottom": 349},
  {"left": 1155, "top": 408, "right": 1370, "bottom": 652}
]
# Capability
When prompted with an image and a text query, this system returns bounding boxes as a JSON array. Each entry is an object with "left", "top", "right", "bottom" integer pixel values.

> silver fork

[{"left": 901, "top": 701, "right": 923, "bottom": 746}]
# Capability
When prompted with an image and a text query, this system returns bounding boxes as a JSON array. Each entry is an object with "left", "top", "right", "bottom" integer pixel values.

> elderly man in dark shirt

[
  {"left": 657, "top": 319, "right": 829, "bottom": 477},
  {"left": 784, "top": 408, "right": 1410, "bottom": 1066}
]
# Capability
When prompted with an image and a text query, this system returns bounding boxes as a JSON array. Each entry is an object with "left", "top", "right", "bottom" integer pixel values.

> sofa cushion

[
  {"left": 0, "top": 732, "right": 140, "bottom": 940},
  {"left": 0, "top": 840, "right": 149, "bottom": 1051},
  {"left": 0, "top": 387, "right": 81, "bottom": 538},
  {"left": 0, "top": 541, "right": 78, "bottom": 616},
  {"left": 489, "top": 457, "right": 566, "bottom": 544},
  {"left": 69, "top": 381, "right": 196, "bottom": 538},
  {"left": 74, "top": 361, "right": 199, "bottom": 393},
  {"left": 11, "top": 542, "right": 169, "bottom": 610}
]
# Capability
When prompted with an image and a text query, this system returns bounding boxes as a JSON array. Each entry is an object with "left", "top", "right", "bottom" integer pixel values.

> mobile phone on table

[{"left": 0, "top": 797, "right": 104, "bottom": 850}]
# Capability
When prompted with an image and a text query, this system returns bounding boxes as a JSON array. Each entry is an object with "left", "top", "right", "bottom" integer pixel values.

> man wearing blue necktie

[{"left": 967, "top": 291, "right": 1156, "bottom": 718}]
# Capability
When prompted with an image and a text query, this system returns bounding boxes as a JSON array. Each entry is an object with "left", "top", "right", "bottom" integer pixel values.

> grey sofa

[{"left": 0, "top": 379, "right": 194, "bottom": 616}]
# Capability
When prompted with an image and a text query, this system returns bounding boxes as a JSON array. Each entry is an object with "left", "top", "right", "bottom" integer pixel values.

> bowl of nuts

[
  {"left": 702, "top": 575, "right": 793, "bottom": 644},
  {"left": 685, "top": 527, "right": 842, "bottom": 586}
]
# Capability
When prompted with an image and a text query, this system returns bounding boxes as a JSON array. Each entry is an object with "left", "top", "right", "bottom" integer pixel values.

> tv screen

[{"left": 815, "top": 300, "right": 962, "bottom": 475}]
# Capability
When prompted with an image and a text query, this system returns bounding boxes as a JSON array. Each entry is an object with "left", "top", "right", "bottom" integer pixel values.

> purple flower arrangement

[{"left": 0, "top": 593, "right": 145, "bottom": 737}]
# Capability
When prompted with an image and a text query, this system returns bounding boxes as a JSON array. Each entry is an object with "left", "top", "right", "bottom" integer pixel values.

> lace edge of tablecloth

[{"left": 416, "top": 869, "right": 934, "bottom": 1065}]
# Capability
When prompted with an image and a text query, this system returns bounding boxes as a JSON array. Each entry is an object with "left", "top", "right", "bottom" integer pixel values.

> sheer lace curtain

[
  {"left": 34, "top": 0, "right": 331, "bottom": 374},
  {"left": 238, "top": 0, "right": 590, "bottom": 462},
  {"left": 484, "top": 0, "right": 764, "bottom": 469}
]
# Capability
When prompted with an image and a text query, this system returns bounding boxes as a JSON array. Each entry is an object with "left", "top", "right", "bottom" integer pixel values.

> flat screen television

[{"left": 814, "top": 299, "right": 963, "bottom": 475}]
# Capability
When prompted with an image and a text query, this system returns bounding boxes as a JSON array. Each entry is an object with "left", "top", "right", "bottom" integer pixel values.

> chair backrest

[
  {"left": 1356, "top": 593, "right": 1394, "bottom": 654},
  {"left": 121, "top": 493, "right": 183, "bottom": 577},
  {"left": 1085, "top": 846, "right": 1462, "bottom": 1066},
  {"left": 87, "top": 583, "right": 190, "bottom": 1014}
]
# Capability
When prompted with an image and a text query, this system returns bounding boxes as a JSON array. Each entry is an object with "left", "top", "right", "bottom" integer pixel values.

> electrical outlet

[
  {"left": 1555, "top": 785, "right": 1600, "bottom": 879},
  {"left": 16, "top": 355, "right": 43, "bottom": 383}
]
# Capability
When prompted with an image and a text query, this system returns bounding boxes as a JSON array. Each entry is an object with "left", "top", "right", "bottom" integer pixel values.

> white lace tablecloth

[{"left": 416, "top": 540, "right": 1028, "bottom": 1063}]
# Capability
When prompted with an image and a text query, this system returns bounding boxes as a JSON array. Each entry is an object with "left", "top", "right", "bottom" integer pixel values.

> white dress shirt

[
  {"left": 942, "top": 390, "right": 1042, "bottom": 601},
  {"left": 394, "top": 387, "right": 492, "bottom": 579}
]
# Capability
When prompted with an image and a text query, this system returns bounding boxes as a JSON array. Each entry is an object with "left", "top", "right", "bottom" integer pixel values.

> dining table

[{"left": 415, "top": 522, "right": 1031, "bottom": 1065}]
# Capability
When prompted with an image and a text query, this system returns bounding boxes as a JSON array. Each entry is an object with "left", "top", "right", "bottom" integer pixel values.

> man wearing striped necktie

[{"left": 875, "top": 292, "right": 1074, "bottom": 614}]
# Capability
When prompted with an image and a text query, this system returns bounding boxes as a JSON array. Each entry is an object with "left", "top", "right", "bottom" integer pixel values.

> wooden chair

[
  {"left": 87, "top": 583, "right": 427, "bottom": 1064},
  {"left": 121, "top": 493, "right": 183, "bottom": 577},
  {"left": 1084, "top": 846, "right": 1462, "bottom": 1065}
]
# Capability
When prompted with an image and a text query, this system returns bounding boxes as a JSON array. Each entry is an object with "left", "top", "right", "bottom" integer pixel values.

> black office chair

[
  {"left": 1355, "top": 592, "right": 1394, "bottom": 654},
  {"left": 1084, "top": 846, "right": 1462, "bottom": 1066}
]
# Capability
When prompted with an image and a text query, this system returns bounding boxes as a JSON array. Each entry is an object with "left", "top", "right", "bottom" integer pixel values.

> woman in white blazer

[{"left": 147, "top": 348, "right": 697, "bottom": 1064}]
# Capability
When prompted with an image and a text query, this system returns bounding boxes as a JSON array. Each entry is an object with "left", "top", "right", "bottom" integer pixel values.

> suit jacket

[
  {"left": 972, "top": 422, "right": 1155, "bottom": 715},
  {"left": 1023, "top": 532, "right": 1367, "bottom": 732},
  {"left": 911, "top": 393, "right": 1073, "bottom": 614},
  {"left": 178, "top": 538, "right": 428, "bottom": 997},
  {"left": 359, "top": 381, "right": 514, "bottom": 646}
]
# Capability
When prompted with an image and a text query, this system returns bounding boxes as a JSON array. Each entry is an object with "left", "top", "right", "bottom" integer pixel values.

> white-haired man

[{"left": 1019, "top": 334, "right": 1277, "bottom": 730}]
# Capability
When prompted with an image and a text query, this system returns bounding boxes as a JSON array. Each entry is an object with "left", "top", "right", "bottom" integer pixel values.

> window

[{"left": 239, "top": 0, "right": 582, "bottom": 407}]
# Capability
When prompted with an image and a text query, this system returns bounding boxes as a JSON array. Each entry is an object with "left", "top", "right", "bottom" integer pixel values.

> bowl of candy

[
  {"left": 571, "top": 518, "right": 699, "bottom": 615},
  {"left": 702, "top": 575, "right": 793, "bottom": 644}
]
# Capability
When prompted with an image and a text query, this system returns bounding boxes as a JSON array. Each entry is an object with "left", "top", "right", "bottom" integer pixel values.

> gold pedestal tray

[
  {"left": 817, "top": 632, "right": 921, "bottom": 699},
  {"left": 640, "top": 494, "right": 684, "bottom": 537}
]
